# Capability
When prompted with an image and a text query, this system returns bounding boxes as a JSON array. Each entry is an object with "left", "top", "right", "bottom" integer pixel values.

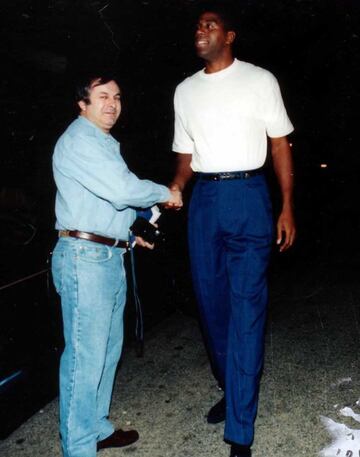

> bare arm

[
  {"left": 170, "top": 153, "right": 193, "bottom": 192},
  {"left": 165, "top": 153, "right": 193, "bottom": 209},
  {"left": 270, "top": 136, "right": 296, "bottom": 251}
]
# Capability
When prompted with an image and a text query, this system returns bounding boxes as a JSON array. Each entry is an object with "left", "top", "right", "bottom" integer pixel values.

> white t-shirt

[{"left": 172, "top": 58, "right": 294, "bottom": 172}]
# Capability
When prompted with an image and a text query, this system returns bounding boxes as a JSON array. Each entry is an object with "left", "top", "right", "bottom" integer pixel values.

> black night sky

[
  {"left": 1, "top": 0, "right": 360, "bottom": 253},
  {"left": 1, "top": 0, "right": 360, "bottom": 439}
]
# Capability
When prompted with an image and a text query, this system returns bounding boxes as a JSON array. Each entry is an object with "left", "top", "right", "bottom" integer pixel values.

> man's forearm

[
  {"left": 170, "top": 153, "right": 193, "bottom": 192},
  {"left": 270, "top": 136, "right": 296, "bottom": 250},
  {"left": 270, "top": 137, "right": 294, "bottom": 209}
]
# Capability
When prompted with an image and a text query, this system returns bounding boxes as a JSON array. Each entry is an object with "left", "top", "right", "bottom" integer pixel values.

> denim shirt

[{"left": 53, "top": 116, "right": 170, "bottom": 240}]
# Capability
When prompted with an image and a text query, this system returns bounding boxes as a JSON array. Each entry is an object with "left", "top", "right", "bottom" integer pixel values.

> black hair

[
  {"left": 195, "top": 1, "right": 238, "bottom": 33},
  {"left": 75, "top": 73, "right": 121, "bottom": 105}
]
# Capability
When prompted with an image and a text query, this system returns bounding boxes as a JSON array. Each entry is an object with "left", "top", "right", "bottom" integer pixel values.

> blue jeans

[
  {"left": 188, "top": 175, "right": 273, "bottom": 446},
  {"left": 52, "top": 237, "right": 127, "bottom": 457}
]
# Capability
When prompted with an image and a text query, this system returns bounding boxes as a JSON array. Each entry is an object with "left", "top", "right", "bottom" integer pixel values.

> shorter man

[{"left": 52, "top": 73, "right": 181, "bottom": 457}]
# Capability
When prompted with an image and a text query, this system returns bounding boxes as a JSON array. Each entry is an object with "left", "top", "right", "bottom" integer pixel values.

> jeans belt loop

[{"left": 58, "top": 230, "right": 129, "bottom": 250}]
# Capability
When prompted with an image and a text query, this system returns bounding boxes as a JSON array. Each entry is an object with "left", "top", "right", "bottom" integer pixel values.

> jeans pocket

[{"left": 77, "top": 243, "right": 113, "bottom": 263}]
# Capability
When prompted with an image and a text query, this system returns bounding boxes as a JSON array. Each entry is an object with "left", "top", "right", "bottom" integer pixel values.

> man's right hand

[{"left": 165, "top": 186, "right": 183, "bottom": 209}]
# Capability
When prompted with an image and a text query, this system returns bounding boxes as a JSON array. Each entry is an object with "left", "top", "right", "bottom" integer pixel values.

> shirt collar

[{"left": 77, "top": 115, "right": 118, "bottom": 144}]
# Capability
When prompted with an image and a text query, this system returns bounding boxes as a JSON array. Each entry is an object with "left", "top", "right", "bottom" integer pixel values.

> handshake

[
  {"left": 165, "top": 184, "right": 183, "bottom": 210},
  {"left": 134, "top": 184, "right": 183, "bottom": 250}
]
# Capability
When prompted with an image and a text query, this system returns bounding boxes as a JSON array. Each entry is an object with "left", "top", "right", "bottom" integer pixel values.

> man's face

[
  {"left": 78, "top": 79, "right": 121, "bottom": 133},
  {"left": 195, "top": 12, "right": 234, "bottom": 61}
]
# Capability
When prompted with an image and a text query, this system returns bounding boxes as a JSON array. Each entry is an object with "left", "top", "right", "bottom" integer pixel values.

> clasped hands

[
  {"left": 164, "top": 184, "right": 183, "bottom": 210},
  {"left": 136, "top": 185, "right": 183, "bottom": 250}
]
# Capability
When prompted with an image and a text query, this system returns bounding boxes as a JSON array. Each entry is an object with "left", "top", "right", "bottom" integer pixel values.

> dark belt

[
  {"left": 59, "top": 230, "right": 129, "bottom": 249},
  {"left": 199, "top": 168, "right": 263, "bottom": 181}
]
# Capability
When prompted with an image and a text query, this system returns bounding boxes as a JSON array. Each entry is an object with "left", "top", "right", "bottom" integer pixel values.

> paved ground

[{"left": 1, "top": 248, "right": 360, "bottom": 457}]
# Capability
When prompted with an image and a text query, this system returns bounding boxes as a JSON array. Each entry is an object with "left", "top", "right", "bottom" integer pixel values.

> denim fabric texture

[
  {"left": 188, "top": 175, "right": 273, "bottom": 446},
  {"left": 52, "top": 237, "right": 127, "bottom": 457},
  {"left": 52, "top": 115, "right": 171, "bottom": 456},
  {"left": 53, "top": 116, "right": 170, "bottom": 240}
]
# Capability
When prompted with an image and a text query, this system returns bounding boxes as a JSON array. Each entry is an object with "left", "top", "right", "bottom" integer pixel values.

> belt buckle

[{"left": 59, "top": 230, "right": 70, "bottom": 237}]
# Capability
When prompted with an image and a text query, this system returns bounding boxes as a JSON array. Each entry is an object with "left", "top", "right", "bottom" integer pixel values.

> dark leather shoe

[
  {"left": 207, "top": 396, "right": 226, "bottom": 424},
  {"left": 230, "top": 444, "right": 252, "bottom": 457},
  {"left": 97, "top": 429, "right": 139, "bottom": 451}
]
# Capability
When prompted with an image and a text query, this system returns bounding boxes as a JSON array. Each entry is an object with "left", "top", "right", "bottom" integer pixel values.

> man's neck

[{"left": 204, "top": 55, "right": 235, "bottom": 74}]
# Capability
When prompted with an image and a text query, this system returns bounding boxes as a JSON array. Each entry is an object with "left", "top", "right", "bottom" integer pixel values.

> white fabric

[{"left": 172, "top": 58, "right": 294, "bottom": 172}]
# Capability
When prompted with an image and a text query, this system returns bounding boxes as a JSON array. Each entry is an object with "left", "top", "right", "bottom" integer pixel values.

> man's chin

[
  {"left": 195, "top": 48, "right": 209, "bottom": 60},
  {"left": 104, "top": 118, "right": 118, "bottom": 128}
]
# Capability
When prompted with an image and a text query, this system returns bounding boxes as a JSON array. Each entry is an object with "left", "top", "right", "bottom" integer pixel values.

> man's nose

[{"left": 196, "top": 26, "right": 205, "bottom": 36}]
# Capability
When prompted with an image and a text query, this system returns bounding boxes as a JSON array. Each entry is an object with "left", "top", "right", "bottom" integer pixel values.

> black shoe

[
  {"left": 230, "top": 444, "right": 252, "bottom": 457},
  {"left": 97, "top": 429, "right": 139, "bottom": 451},
  {"left": 207, "top": 396, "right": 226, "bottom": 424}
]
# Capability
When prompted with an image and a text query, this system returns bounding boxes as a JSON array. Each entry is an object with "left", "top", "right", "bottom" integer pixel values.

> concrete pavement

[{"left": 1, "top": 251, "right": 360, "bottom": 457}]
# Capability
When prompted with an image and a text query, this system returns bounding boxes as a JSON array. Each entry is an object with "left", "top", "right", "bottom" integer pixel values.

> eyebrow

[
  {"left": 98, "top": 91, "right": 121, "bottom": 97},
  {"left": 198, "top": 18, "right": 220, "bottom": 26}
]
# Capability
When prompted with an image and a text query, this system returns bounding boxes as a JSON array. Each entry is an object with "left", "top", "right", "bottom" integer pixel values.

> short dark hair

[
  {"left": 196, "top": 1, "right": 237, "bottom": 33},
  {"left": 75, "top": 73, "right": 121, "bottom": 105}
]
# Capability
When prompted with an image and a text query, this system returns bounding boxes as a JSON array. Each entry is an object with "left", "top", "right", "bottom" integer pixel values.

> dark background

[
  {"left": 0, "top": 0, "right": 360, "bottom": 439},
  {"left": 1, "top": 0, "right": 360, "bottom": 254}
]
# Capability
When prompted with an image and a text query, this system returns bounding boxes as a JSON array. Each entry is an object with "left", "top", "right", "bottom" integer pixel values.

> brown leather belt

[
  {"left": 59, "top": 230, "right": 129, "bottom": 249},
  {"left": 199, "top": 168, "right": 263, "bottom": 181}
]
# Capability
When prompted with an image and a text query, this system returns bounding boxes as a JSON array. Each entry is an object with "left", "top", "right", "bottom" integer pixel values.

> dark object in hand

[{"left": 130, "top": 217, "right": 164, "bottom": 244}]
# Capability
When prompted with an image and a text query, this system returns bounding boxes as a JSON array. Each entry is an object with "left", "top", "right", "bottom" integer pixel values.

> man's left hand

[
  {"left": 135, "top": 236, "right": 154, "bottom": 250},
  {"left": 276, "top": 208, "right": 296, "bottom": 252}
]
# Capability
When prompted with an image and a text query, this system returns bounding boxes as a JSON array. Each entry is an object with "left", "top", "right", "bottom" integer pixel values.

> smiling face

[
  {"left": 195, "top": 11, "right": 235, "bottom": 63},
  {"left": 78, "top": 79, "right": 121, "bottom": 133}
]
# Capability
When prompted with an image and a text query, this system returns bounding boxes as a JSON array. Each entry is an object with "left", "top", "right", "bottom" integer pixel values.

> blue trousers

[
  {"left": 52, "top": 237, "right": 127, "bottom": 457},
  {"left": 188, "top": 174, "right": 273, "bottom": 446}
]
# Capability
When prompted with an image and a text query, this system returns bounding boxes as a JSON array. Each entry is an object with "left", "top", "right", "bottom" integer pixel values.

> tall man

[
  {"left": 51, "top": 74, "right": 181, "bottom": 457},
  {"left": 170, "top": 5, "right": 295, "bottom": 457}
]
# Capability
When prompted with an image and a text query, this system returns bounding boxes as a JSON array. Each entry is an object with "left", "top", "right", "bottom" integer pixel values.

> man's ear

[
  {"left": 226, "top": 31, "right": 236, "bottom": 45},
  {"left": 78, "top": 100, "right": 87, "bottom": 112}
]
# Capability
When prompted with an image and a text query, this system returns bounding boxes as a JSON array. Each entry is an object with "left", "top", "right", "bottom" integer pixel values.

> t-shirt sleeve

[
  {"left": 172, "top": 86, "right": 195, "bottom": 154},
  {"left": 261, "top": 72, "right": 294, "bottom": 138}
]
